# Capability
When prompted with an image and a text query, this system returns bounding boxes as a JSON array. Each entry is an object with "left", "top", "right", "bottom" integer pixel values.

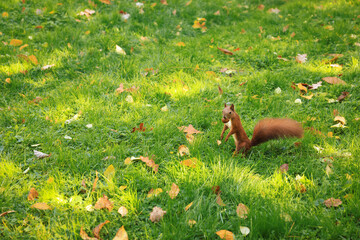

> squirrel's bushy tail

[{"left": 250, "top": 118, "right": 303, "bottom": 147}]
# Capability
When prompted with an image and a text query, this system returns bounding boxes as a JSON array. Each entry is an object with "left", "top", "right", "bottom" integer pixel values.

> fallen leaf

[
  {"left": 0, "top": 210, "right": 16, "bottom": 217},
  {"left": 104, "top": 164, "right": 115, "bottom": 180},
  {"left": 80, "top": 227, "right": 97, "bottom": 240},
  {"left": 10, "top": 39, "right": 23, "bottom": 46},
  {"left": 115, "top": 45, "right": 126, "bottom": 55},
  {"left": 27, "top": 188, "right": 39, "bottom": 201},
  {"left": 309, "top": 81, "right": 322, "bottom": 90},
  {"left": 78, "top": 9, "right": 95, "bottom": 17},
  {"left": 176, "top": 42, "right": 185, "bottom": 47},
  {"left": 279, "top": 164, "right": 289, "bottom": 173},
  {"left": 119, "top": 186, "right": 127, "bottom": 191},
  {"left": 212, "top": 185, "right": 221, "bottom": 195},
  {"left": 218, "top": 86, "right": 223, "bottom": 95},
  {"left": 330, "top": 123, "right": 348, "bottom": 128},
  {"left": 258, "top": 4, "right": 265, "bottom": 10},
  {"left": 325, "top": 165, "right": 332, "bottom": 176},
  {"left": 116, "top": 83, "right": 125, "bottom": 94},
  {"left": 161, "top": 105, "right": 168, "bottom": 112},
  {"left": 268, "top": 8, "right": 280, "bottom": 14},
  {"left": 217, "top": 140, "right": 221, "bottom": 145},
  {"left": 217, "top": 47, "right": 233, "bottom": 55},
  {"left": 240, "top": 226, "right": 250, "bottom": 236},
  {"left": 92, "top": 171, "right": 98, "bottom": 192},
  {"left": 186, "top": 134, "right": 195, "bottom": 144},
  {"left": 93, "top": 220, "right": 110, "bottom": 239},
  {"left": 29, "top": 55, "right": 39, "bottom": 65},
  {"left": 180, "top": 158, "right": 197, "bottom": 168},
  {"left": 337, "top": 92, "right": 349, "bottom": 102},
  {"left": 216, "top": 230, "right": 234, "bottom": 240},
  {"left": 168, "top": 183, "right": 180, "bottom": 199},
  {"left": 118, "top": 206, "right": 128, "bottom": 217},
  {"left": 214, "top": 10, "right": 220, "bottom": 15},
  {"left": 178, "top": 125, "right": 203, "bottom": 135},
  {"left": 188, "top": 219, "right": 196, "bottom": 227},
  {"left": 297, "top": 83, "right": 308, "bottom": 93},
  {"left": 94, "top": 195, "right": 113, "bottom": 211},
  {"left": 2, "top": 12, "right": 9, "bottom": 18},
  {"left": 296, "top": 54, "right": 307, "bottom": 63},
  {"left": 177, "top": 145, "right": 190, "bottom": 156},
  {"left": 140, "top": 156, "right": 159, "bottom": 173},
  {"left": 216, "top": 194, "right": 226, "bottom": 206},
  {"left": 283, "top": 25, "right": 289, "bottom": 32},
  {"left": 324, "top": 198, "right": 342, "bottom": 208},
  {"left": 125, "top": 95, "right": 133, "bottom": 103},
  {"left": 31, "top": 203, "right": 51, "bottom": 210},
  {"left": 324, "top": 25, "right": 334, "bottom": 30},
  {"left": 280, "top": 213, "right": 292, "bottom": 222},
  {"left": 131, "top": 123, "right": 146, "bottom": 133},
  {"left": 185, "top": 202, "right": 193, "bottom": 211},
  {"left": 150, "top": 206, "right": 166, "bottom": 223},
  {"left": 113, "top": 226, "right": 128, "bottom": 240},
  {"left": 301, "top": 93, "right": 314, "bottom": 100},
  {"left": 322, "top": 77, "right": 346, "bottom": 85},
  {"left": 19, "top": 44, "right": 29, "bottom": 50},
  {"left": 34, "top": 150, "right": 50, "bottom": 159},
  {"left": 185, "top": 0, "right": 192, "bottom": 6},
  {"left": 334, "top": 116, "right": 346, "bottom": 125},
  {"left": 147, "top": 188, "right": 163, "bottom": 198},
  {"left": 41, "top": 64, "right": 55, "bottom": 70},
  {"left": 99, "top": 0, "right": 111, "bottom": 4},
  {"left": 236, "top": 203, "right": 249, "bottom": 219}
]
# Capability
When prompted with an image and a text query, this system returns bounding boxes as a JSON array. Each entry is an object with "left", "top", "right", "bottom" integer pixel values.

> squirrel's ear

[
  {"left": 230, "top": 104, "right": 235, "bottom": 111},
  {"left": 224, "top": 103, "right": 227, "bottom": 108}
]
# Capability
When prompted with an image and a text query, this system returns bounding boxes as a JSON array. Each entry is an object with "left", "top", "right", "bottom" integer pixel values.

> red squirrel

[{"left": 220, "top": 103, "right": 303, "bottom": 155}]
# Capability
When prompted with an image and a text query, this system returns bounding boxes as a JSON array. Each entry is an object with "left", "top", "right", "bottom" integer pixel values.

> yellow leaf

[
  {"left": 180, "top": 158, "right": 197, "bottom": 168},
  {"left": 185, "top": 0, "right": 192, "bottom": 6},
  {"left": 119, "top": 186, "right": 127, "bottom": 191},
  {"left": 168, "top": 183, "right": 180, "bottom": 199},
  {"left": 19, "top": 44, "right": 29, "bottom": 50},
  {"left": 327, "top": 132, "right": 333, "bottom": 138},
  {"left": 151, "top": 3, "right": 157, "bottom": 7},
  {"left": 177, "top": 145, "right": 190, "bottom": 156},
  {"left": 216, "top": 230, "right": 234, "bottom": 240},
  {"left": 80, "top": 227, "right": 97, "bottom": 240},
  {"left": 31, "top": 202, "right": 52, "bottom": 210},
  {"left": 10, "top": 39, "right": 23, "bottom": 46},
  {"left": 334, "top": 116, "right": 346, "bottom": 125},
  {"left": 113, "top": 226, "right": 128, "bottom": 240},
  {"left": 85, "top": 30, "right": 90, "bottom": 35},
  {"left": 185, "top": 202, "right": 193, "bottom": 211},
  {"left": 104, "top": 164, "right": 115, "bottom": 179},
  {"left": 99, "top": 0, "right": 111, "bottom": 4},
  {"left": 5, "top": 78, "right": 11, "bottom": 84},
  {"left": 176, "top": 42, "right": 186, "bottom": 47},
  {"left": 29, "top": 55, "right": 39, "bottom": 65},
  {"left": 301, "top": 93, "right": 313, "bottom": 99},
  {"left": 194, "top": 64, "right": 200, "bottom": 72},
  {"left": 206, "top": 71, "right": 216, "bottom": 77},
  {"left": 192, "top": 20, "right": 201, "bottom": 29},
  {"left": 27, "top": 188, "right": 39, "bottom": 201},
  {"left": 47, "top": 177, "right": 54, "bottom": 184},
  {"left": 297, "top": 83, "right": 307, "bottom": 93},
  {"left": 2, "top": 12, "right": 9, "bottom": 18},
  {"left": 188, "top": 219, "right": 196, "bottom": 227},
  {"left": 49, "top": 10, "right": 55, "bottom": 14},
  {"left": 117, "top": 206, "right": 128, "bottom": 217},
  {"left": 147, "top": 188, "right": 163, "bottom": 198}
]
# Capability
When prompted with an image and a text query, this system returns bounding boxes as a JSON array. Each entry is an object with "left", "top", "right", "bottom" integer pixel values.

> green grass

[{"left": 1, "top": 0, "right": 360, "bottom": 239}]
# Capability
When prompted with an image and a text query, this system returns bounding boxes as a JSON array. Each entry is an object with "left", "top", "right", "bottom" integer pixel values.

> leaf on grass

[
  {"left": 29, "top": 55, "right": 39, "bottom": 65},
  {"left": 177, "top": 145, "right": 190, "bottom": 156},
  {"left": 218, "top": 86, "right": 223, "bottom": 95},
  {"left": 217, "top": 140, "right": 221, "bottom": 145},
  {"left": 140, "top": 156, "right": 159, "bottom": 173},
  {"left": 99, "top": 0, "right": 111, "bottom": 4},
  {"left": 330, "top": 123, "right": 348, "bottom": 128},
  {"left": 301, "top": 93, "right": 314, "bottom": 100},
  {"left": 119, "top": 186, "right": 127, "bottom": 191},
  {"left": 150, "top": 206, "right": 166, "bottom": 223},
  {"left": 186, "top": 134, "right": 195, "bottom": 144},
  {"left": 78, "top": 9, "right": 95, "bottom": 17},
  {"left": 27, "top": 187, "right": 39, "bottom": 201},
  {"left": 94, "top": 195, "right": 113, "bottom": 211},
  {"left": 116, "top": 83, "right": 125, "bottom": 94},
  {"left": 185, "top": 0, "right": 192, "bottom": 6},
  {"left": 131, "top": 123, "right": 150, "bottom": 133},
  {"left": 176, "top": 42, "right": 186, "bottom": 47},
  {"left": 125, "top": 95, "right": 133, "bottom": 103},
  {"left": 104, "top": 164, "right": 115, "bottom": 180},
  {"left": 0, "top": 210, "right": 16, "bottom": 217},
  {"left": 240, "top": 226, "right": 250, "bottom": 236},
  {"left": 41, "top": 64, "right": 55, "bottom": 70},
  {"left": 212, "top": 185, "right": 221, "bottom": 195},
  {"left": 296, "top": 54, "right": 307, "bottom": 63},
  {"left": 31, "top": 203, "right": 51, "bottom": 210},
  {"left": 334, "top": 116, "right": 346, "bottom": 125},
  {"left": 283, "top": 25, "right": 289, "bottom": 32},
  {"left": 34, "top": 150, "right": 50, "bottom": 159},
  {"left": 10, "top": 39, "right": 23, "bottom": 46},
  {"left": 297, "top": 83, "right": 307, "bottom": 93},
  {"left": 279, "top": 163, "right": 289, "bottom": 173},
  {"left": 113, "top": 226, "right": 128, "bottom": 240},
  {"left": 92, "top": 171, "right": 98, "bottom": 192},
  {"left": 322, "top": 77, "right": 346, "bottom": 85},
  {"left": 324, "top": 198, "right": 342, "bottom": 208},
  {"left": 168, "top": 183, "right": 180, "bottom": 199},
  {"left": 280, "top": 213, "right": 292, "bottom": 222},
  {"left": 216, "top": 230, "right": 234, "bottom": 240},
  {"left": 161, "top": 105, "right": 168, "bottom": 112},
  {"left": 147, "top": 188, "right": 163, "bottom": 198},
  {"left": 188, "top": 219, "right": 196, "bottom": 227},
  {"left": 180, "top": 158, "right": 197, "bottom": 168},
  {"left": 185, "top": 202, "right": 193, "bottom": 211},
  {"left": 115, "top": 45, "right": 126, "bottom": 55},
  {"left": 178, "top": 124, "right": 203, "bottom": 135},
  {"left": 80, "top": 227, "right": 97, "bottom": 240},
  {"left": 337, "top": 92, "right": 349, "bottom": 102},
  {"left": 236, "top": 203, "right": 249, "bottom": 219},
  {"left": 118, "top": 206, "right": 128, "bottom": 217},
  {"left": 309, "top": 81, "right": 322, "bottom": 90},
  {"left": 19, "top": 44, "right": 29, "bottom": 50},
  {"left": 268, "top": 8, "right": 280, "bottom": 14},
  {"left": 216, "top": 194, "right": 226, "bottom": 206},
  {"left": 93, "top": 220, "right": 110, "bottom": 239},
  {"left": 325, "top": 165, "right": 332, "bottom": 176},
  {"left": 217, "top": 47, "right": 233, "bottom": 55}
]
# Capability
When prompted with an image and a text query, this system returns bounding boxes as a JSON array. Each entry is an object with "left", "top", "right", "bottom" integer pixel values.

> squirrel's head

[{"left": 222, "top": 103, "right": 235, "bottom": 121}]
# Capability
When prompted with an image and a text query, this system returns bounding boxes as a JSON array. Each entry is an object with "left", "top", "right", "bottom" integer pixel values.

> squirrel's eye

[{"left": 229, "top": 112, "right": 232, "bottom": 114}]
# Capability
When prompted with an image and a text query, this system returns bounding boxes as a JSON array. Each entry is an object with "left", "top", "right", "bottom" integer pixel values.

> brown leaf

[
  {"left": 216, "top": 194, "right": 226, "bottom": 206},
  {"left": 93, "top": 220, "right": 110, "bottom": 239},
  {"left": 99, "top": 0, "right": 111, "bottom": 4},
  {"left": 324, "top": 198, "right": 342, "bottom": 208},
  {"left": 322, "top": 77, "right": 346, "bottom": 85},
  {"left": 185, "top": 202, "right": 193, "bottom": 211},
  {"left": 279, "top": 164, "right": 289, "bottom": 173},
  {"left": 236, "top": 203, "right": 249, "bottom": 219},
  {"left": 27, "top": 187, "right": 39, "bottom": 201},
  {"left": 178, "top": 124, "right": 203, "bottom": 135},
  {"left": 257, "top": 4, "right": 265, "bottom": 10},
  {"left": 160, "top": 0, "right": 168, "bottom": 5},
  {"left": 283, "top": 25, "right": 289, "bottom": 32},
  {"left": 218, "top": 86, "right": 223, "bottom": 95},
  {"left": 140, "top": 156, "right": 158, "bottom": 173},
  {"left": 34, "top": 150, "right": 50, "bottom": 159},
  {"left": 29, "top": 55, "right": 39, "bottom": 65},
  {"left": 31, "top": 202, "right": 51, "bottom": 210},
  {"left": 92, "top": 171, "right": 98, "bottom": 192},
  {"left": 185, "top": 0, "right": 192, "bottom": 6},
  {"left": 149, "top": 206, "right": 166, "bottom": 222},
  {"left": 113, "top": 226, "right": 128, "bottom": 240},
  {"left": 185, "top": 134, "right": 195, "bottom": 144},
  {"left": 337, "top": 91, "right": 349, "bottom": 102},
  {"left": 177, "top": 145, "right": 190, "bottom": 156},
  {"left": 180, "top": 158, "right": 197, "bottom": 168},
  {"left": 297, "top": 83, "right": 307, "bottom": 93},
  {"left": 290, "top": 32, "right": 296, "bottom": 38},
  {"left": 0, "top": 210, "right": 16, "bottom": 217},
  {"left": 168, "top": 183, "right": 180, "bottom": 199},
  {"left": 212, "top": 185, "right": 221, "bottom": 195},
  {"left": 80, "top": 227, "right": 97, "bottom": 240},
  {"left": 216, "top": 230, "right": 234, "bottom": 240},
  {"left": 116, "top": 83, "right": 124, "bottom": 94},
  {"left": 94, "top": 195, "right": 113, "bottom": 211},
  {"left": 214, "top": 10, "right": 220, "bottom": 15},
  {"left": 10, "top": 39, "right": 23, "bottom": 46},
  {"left": 131, "top": 123, "right": 150, "bottom": 133},
  {"left": 217, "top": 47, "right": 233, "bottom": 55}
]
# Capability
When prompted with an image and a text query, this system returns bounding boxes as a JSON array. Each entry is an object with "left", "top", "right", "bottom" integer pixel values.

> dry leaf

[
  {"left": 214, "top": 10, "right": 220, "bottom": 15},
  {"left": 301, "top": 93, "right": 314, "bottom": 100},
  {"left": 296, "top": 54, "right": 307, "bottom": 63},
  {"left": 19, "top": 44, "right": 29, "bottom": 50},
  {"left": 334, "top": 116, "right": 346, "bottom": 125},
  {"left": 185, "top": 0, "right": 192, "bottom": 6},
  {"left": 140, "top": 156, "right": 159, "bottom": 173},
  {"left": 180, "top": 158, "right": 197, "bottom": 168},
  {"left": 113, "top": 226, "right": 128, "bottom": 240},
  {"left": 322, "top": 77, "right": 346, "bottom": 85},
  {"left": 10, "top": 39, "right": 23, "bottom": 46},
  {"left": 115, "top": 45, "right": 126, "bottom": 55},
  {"left": 218, "top": 86, "right": 223, "bottom": 95},
  {"left": 186, "top": 134, "right": 195, "bottom": 144},
  {"left": 27, "top": 187, "right": 39, "bottom": 201},
  {"left": 337, "top": 92, "right": 349, "bottom": 102},
  {"left": 188, "top": 219, "right": 196, "bottom": 227},
  {"left": 324, "top": 198, "right": 342, "bottom": 208},
  {"left": 236, "top": 203, "right": 249, "bottom": 219},
  {"left": 78, "top": 9, "right": 95, "bottom": 17},
  {"left": 309, "top": 81, "right": 322, "bottom": 90},
  {"left": 297, "top": 83, "right": 308, "bottom": 93},
  {"left": 217, "top": 140, "right": 221, "bottom": 145},
  {"left": 258, "top": 4, "right": 265, "bottom": 10},
  {"left": 125, "top": 95, "right": 133, "bottom": 103},
  {"left": 94, "top": 195, "right": 113, "bottom": 211},
  {"left": 216, "top": 230, "right": 234, "bottom": 240},
  {"left": 279, "top": 163, "right": 289, "bottom": 173},
  {"left": 240, "top": 226, "right": 250, "bottom": 236},
  {"left": 177, "top": 145, "right": 190, "bottom": 156},
  {"left": 80, "top": 227, "right": 97, "bottom": 240},
  {"left": 216, "top": 194, "right": 226, "bottom": 206},
  {"left": 168, "top": 183, "right": 180, "bottom": 199},
  {"left": 185, "top": 202, "right": 193, "bottom": 211},
  {"left": 31, "top": 202, "right": 51, "bottom": 210},
  {"left": 283, "top": 25, "right": 289, "bottom": 32},
  {"left": 268, "top": 8, "right": 280, "bottom": 14},
  {"left": 161, "top": 105, "right": 168, "bottom": 112},
  {"left": 330, "top": 123, "right": 348, "bottom": 128},
  {"left": 92, "top": 171, "right": 98, "bottom": 192},
  {"left": 217, "top": 47, "right": 233, "bottom": 55},
  {"left": 29, "top": 55, "right": 39, "bottom": 65},
  {"left": 176, "top": 42, "right": 186, "bottom": 47},
  {"left": 93, "top": 220, "right": 110, "bottom": 239},
  {"left": 0, "top": 210, "right": 16, "bottom": 217},
  {"left": 104, "top": 164, "right": 115, "bottom": 180},
  {"left": 147, "top": 188, "right": 163, "bottom": 198},
  {"left": 41, "top": 64, "right": 55, "bottom": 70},
  {"left": 150, "top": 206, "right": 166, "bottom": 223},
  {"left": 34, "top": 150, "right": 50, "bottom": 159},
  {"left": 325, "top": 165, "right": 332, "bottom": 176},
  {"left": 118, "top": 206, "right": 128, "bottom": 217},
  {"left": 119, "top": 186, "right": 127, "bottom": 191},
  {"left": 280, "top": 213, "right": 292, "bottom": 222},
  {"left": 178, "top": 124, "right": 203, "bottom": 135},
  {"left": 99, "top": 0, "right": 111, "bottom": 4}
]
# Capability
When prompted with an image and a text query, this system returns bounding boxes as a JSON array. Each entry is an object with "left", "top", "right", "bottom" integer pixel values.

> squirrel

[{"left": 220, "top": 103, "right": 303, "bottom": 155}]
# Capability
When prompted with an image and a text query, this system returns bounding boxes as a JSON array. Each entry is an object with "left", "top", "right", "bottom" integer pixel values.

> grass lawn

[{"left": 1, "top": 0, "right": 360, "bottom": 239}]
